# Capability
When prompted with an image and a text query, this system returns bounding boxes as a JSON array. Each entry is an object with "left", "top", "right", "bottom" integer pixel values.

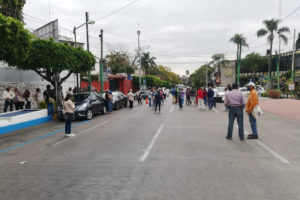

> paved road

[{"left": 1, "top": 98, "right": 300, "bottom": 200}]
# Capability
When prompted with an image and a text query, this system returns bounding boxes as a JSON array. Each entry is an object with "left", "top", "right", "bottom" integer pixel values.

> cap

[{"left": 247, "top": 82, "right": 255, "bottom": 87}]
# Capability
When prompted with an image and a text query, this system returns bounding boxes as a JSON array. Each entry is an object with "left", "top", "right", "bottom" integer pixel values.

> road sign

[{"left": 289, "top": 84, "right": 295, "bottom": 91}]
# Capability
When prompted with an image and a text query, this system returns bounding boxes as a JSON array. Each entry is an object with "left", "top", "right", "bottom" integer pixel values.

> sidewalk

[{"left": 260, "top": 99, "right": 300, "bottom": 121}]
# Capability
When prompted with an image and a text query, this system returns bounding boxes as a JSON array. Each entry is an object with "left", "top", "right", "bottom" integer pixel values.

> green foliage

[
  {"left": 39, "top": 101, "right": 47, "bottom": 109},
  {"left": 0, "top": 0, "right": 26, "bottom": 21},
  {"left": 189, "top": 65, "right": 214, "bottom": 88},
  {"left": 106, "top": 51, "right": 132, "bottom": 74},
  {"left": 141, "top": 52, "right": 156, "bottom": 73},
  {"left": 19, "top": 39, "right": 95, "bottom": 87},
  {"left": 0, "top": 13, "right": 31, "bottom": 66},
  {"left": 132, "top": 75, "right": 140, "bottom": 88},
  {"left": 240, "top": 52, "right": 268, "bottom": 80},
  {"left": 147, "top": 65, "right": 180, "bottom": 86},
  {"left": 132, "top": 75, "right": 173, "bottom": 89}
]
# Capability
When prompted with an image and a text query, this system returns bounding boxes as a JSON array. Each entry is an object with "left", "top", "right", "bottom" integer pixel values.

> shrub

[
  {"left": 269, "top": 90, "right": 281, "bottom": 99},
  {"left": 39, "top": 101, "right": 47, "bottom": 109}
]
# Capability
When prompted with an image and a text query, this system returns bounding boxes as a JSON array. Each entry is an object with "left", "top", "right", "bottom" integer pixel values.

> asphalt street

[{"left": 1, "top": 97, "right": 300, "bottom": 200}]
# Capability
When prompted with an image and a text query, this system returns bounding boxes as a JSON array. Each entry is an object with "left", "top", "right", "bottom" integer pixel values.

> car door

[{"left": 90, "top": 94, "right": 99, "bottom": 114}]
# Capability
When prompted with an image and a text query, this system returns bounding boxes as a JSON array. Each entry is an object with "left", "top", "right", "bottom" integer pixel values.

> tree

[
  {"left": 106, "top": 51, "right": 133, "bottom": 74},
  {"left": 189, "top": 65, "right": 214, "bottom": 88},
  {"left": 19, "top": 39, "right": 95, "bottom": 102},
  {"left": 141, "top": 52, "right": 156, "bottom": 74},
  {"left": 0, "top": 0, "right": 26, "bottom": 22},
  {"left": 296, "top": 33, "right": 300, "bottom": 50},
  {"left": 257, "top": 18, "right": 290, "bottom": 84},
  {"left": 0, "top": 13, "right": 31, "bottom": 66},
  {"left": 229, "top": 33, "right": 248, "bottom": 83},
  {"left": 240, "top": 53, "right": 267, "bottom": 82},
  {"left": 185, "top": 70, "right": 190, "bottom": 76}
]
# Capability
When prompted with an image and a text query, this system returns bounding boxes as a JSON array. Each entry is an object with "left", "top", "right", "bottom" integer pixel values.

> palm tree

[
  {"left": 256, "top": 18, "right": 290, "bottom": 85},
  {"left": 141, "top": 52, "right": 156, "bottom": 74},
  {"left": 185, "top": 70, "right": 190, "bottom": 76},
  {"left": 229, "top": 34, "right": 248, "bottom": 84}
]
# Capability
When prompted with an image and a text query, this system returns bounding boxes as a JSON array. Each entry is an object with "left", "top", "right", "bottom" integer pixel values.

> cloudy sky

[{"left": 23, "top": 0, "right": 300, "bottom": 75}]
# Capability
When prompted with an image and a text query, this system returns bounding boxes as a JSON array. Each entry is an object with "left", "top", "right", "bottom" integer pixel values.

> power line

[
  {"left": 94, "top": 0, "right": 139, "bottom": 22},
  {"left": 282, "top": 5, "right": 300, "bottom": 21}
]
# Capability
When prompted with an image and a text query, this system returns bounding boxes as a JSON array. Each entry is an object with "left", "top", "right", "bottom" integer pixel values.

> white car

[
  {"left": 216, "top": 87, "right": 225, "bottom": 102},
  {"left": 239, "top": 87, "right": 250, "bottom": 98}
]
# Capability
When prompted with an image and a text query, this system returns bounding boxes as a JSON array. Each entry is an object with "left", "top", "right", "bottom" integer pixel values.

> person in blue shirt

[{"left": 207, "top": 86, "right": 215, "bottom": 110}]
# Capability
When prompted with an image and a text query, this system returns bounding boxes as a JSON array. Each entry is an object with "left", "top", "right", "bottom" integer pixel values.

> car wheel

[{"left": 86, "top": 109, "right": 93, "bottom": 120}]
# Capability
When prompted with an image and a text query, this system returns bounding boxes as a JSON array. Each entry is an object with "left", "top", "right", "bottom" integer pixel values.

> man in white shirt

[
  {"left": 212, "top": 86, "right": 218, "bottom": 108},
  {"left": 2, "top": 86, "right": 15, "bottom": 112}
]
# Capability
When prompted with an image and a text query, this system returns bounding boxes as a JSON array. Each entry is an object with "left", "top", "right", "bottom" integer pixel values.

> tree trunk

[{"left": 269, "top": 37, "right": 274, "bottom": 89}]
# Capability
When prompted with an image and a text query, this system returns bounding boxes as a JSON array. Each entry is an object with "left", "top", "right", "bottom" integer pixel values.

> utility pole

[
  {"left": 237, "top": 44, "right": 242, "bottom": 85},
  {"left": 73, "top": 26, "right": 80, "bottom": 92},
  {"left": 86, "top": 12, "right": 92, "bottom": 93},
  {"left": 137, "top": 30, "right": 142, "bottom": 90},
  {"left": 275, "top": 52, "right": 280, "bottom": 90},
  {"left": 99, "top": 29, "right": 104, "bottom": 94},
  {"left": 291, "top": 29, "right": 296, "bottom": 97}
]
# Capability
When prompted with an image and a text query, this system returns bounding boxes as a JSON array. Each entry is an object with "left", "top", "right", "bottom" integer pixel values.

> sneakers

[
  {"left": 226, "top": 136, "right": 232, "bottom": 140},
  {"left": 65, "top": 133, "right": 76, "bottom": 137},
  {"left": 247, "top": 134, "right": 258, "bottom": 139}
]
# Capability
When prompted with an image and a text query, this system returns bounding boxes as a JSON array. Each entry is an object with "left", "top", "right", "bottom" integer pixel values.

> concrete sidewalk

[{"left": 260, "top": 99, "right": 300, "bottom": 121}]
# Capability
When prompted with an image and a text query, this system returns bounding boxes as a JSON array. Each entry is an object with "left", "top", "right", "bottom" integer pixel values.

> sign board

[
  {"left": 289, "top": 84, "right": 295, "bottom": 91},
  {"left": 33, "top": 19, "right": 59, "bottom": 42}
]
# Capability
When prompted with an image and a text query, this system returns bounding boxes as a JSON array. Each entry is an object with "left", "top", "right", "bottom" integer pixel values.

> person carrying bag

[{"left": 63, "top": 94, "right": 75, "bottom": 137}]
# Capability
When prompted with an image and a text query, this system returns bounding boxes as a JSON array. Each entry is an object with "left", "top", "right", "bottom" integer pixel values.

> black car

[{"left": 58, "top": 92, "right": 105, "bottom": 120}]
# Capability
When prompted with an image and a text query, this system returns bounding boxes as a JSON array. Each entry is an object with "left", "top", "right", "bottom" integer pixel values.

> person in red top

[{"left": 197, "top": 87, "right": 205, "bottom": 110}]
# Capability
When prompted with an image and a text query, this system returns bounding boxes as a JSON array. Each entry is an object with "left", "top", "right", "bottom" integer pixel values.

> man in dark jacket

[
  {"left": 155, "top": 89, "right": 163, "bottom": 113},
  {"left": 207, "top": 86, "right": 214, "bottom": 110}
]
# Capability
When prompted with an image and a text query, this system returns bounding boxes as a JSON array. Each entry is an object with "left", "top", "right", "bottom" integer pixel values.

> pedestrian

[
  {"left": 73, "top": 87, "right": 78, "bottom": 94},
  {"left": 160, "top": 89, "right": 164, "bottom": 104},
  {"left": 178, "top": 88, "right": 184, "bottom": 109},
  {"left": 63, "top": 93, "right": 75, "bottom": 137},
  {"left": 136, "top": 90, "right": 142, "bottom": 106},
  {"left": 203, "top": 87, "right": 208, "bottom": 105},
  {"left": 108, "top": 91, "right": 113, "bottom": 113},
  {"left": 152, "top": 88, "right": 157, "bottom": 108},
  {"left": 186, "top": 88, "right": 191, "bottom": 106},
  {"left": 148, "top": 89, "right": 152, "bottom": 107},
  {"left": 207, "top": 86, "right": 214, "bottom": 110},
  {"left": 127, "top": 89, "right": 134, "bottom": 109},
  {"left": 174, "top": 89, "right": 178, "bottom": 104},
  {"left": 197, "top": 87, "right": 205, "bottom": 110},
  {"left": 190, "top": 88, "right": 196, "bottom": 105},
  {"left": 246, "top": 82, "right": 259, "bottom": 139},
  {"left": 224, "top": 83, "right": 246, "bottom": 141},
  {"left": 13, "top": 88, "right": 25, "bottom": 110},
  {"left": 155, "top": 89, "right": 162, "bottom": 113},
  {"left": 2, "top": 86, "right": 15, "bottom": 112},
  {"left": 213, "top": 86, "right": 218, "bottom": 108},
  {"left": 33, "top": 88, "right": 44, "bottom": 109},
  {"left": 43, "top": 84, "right": 55, "bottom": 116},
  {"left": 23, "top": 89, "right": 31, "bottom": 109},
  {"left": 105, "top": 91, "right": 110, "bottom": 111},
  {"left": 66, "top": 87, "right": 73, "bottom": 96}
]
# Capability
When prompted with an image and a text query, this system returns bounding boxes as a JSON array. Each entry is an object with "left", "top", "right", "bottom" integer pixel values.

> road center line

[
  {"left": 169, "top": 105, "right": 175, "bottom": 113},
  {"left": 139, "top": 124, "right": 164, "bottom": 162},
  {"left": 53, "top": 120, "right": 109, "bottom": 146},
  {"left": 234, "top": 125, "right": 290, "bottom": 164}
]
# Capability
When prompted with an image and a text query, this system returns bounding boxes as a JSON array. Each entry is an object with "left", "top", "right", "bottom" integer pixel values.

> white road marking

[
  {"left": 139, "top": 124, "right": 164, "bottom": 162},
  {"left": 212, "top": 107, "right": 220, "bottom": 114},
  {"left": 234, "top": 125, "right": 290, "bottom": 164},
  {"left": 169, "top": 105, "right": 175, "bottom": 113},
  {"left": 19, "top": 161, "right": 28, "bottom": 165},
  {"left": 53, "top": 120, "right": 109, "bottom": 146}
]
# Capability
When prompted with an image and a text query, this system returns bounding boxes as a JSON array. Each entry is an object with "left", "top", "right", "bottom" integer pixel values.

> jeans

[
  {"left": 3, "top": 100, "right": 13, "bottom": 112},
  {"left": 178, "top": 97, "right": 183, "bottom": 108},
  {"left": 227, "top": 106, "right": 244, "bottom": 139},
  {"left": 15, "top": 102, "right": 24, "bottom": 110},
  {"left": 155, "top": 102, "right": 161, "bottom": 112},
  {"left": 149, "top": 98, "right": 152, "bottom": 107},
  {"left": 129, "top": 101, "right": 133, "bottom": 108},
  {"left": 108, "top": 102, "right": 113, "bottom": 112},
  {"left": 203, "top": 96, "right": 207, "bottom": 105},
  {"left": 213, "top": 97, "right": 217, "bottom": 107},
  {"left": 25, "top": 101, "right": 31, "bottom": 109},
  {"left": 138, "top": 99, "right": 142, "bottom": 105},
  {"left": 248, "top": 113, "right": 258, "bottom": 135},
  {"left": 47, "top": 103, "right": 55, "bottom": 116},
  {"left": 65, "top": 119, "right": 72, "bottom": 134},
  {"left": 208, "top": 97, "right": 214, "bottom": 109}
]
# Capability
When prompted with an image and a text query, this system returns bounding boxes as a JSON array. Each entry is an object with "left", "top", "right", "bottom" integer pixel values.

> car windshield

[
  {"left": 72, "top": 94, "right": 90, "bottom": 102},
  {"left": 216, "top": 87, "right": 225, "bottom": 92}
]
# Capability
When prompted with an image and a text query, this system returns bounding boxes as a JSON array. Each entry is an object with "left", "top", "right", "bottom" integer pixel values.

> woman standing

[
  {"left": 33, "top": 88, "right": 44, "bottom": 109},
  {"left": 127, "top": 89, "right": 134, "bottom": 109},
  {"left": 108, "top": 91, "right": 113, "bottom": 113},
  {"left": 63, "top": 94, "right": 75, "bottom": 137},
  {"left": 23, "top": 89, "right": 31, "bottom": 109}
]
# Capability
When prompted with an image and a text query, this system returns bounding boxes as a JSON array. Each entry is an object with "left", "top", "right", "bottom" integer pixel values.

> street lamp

[
  {"left": 73, "top": 12, "right": 95, "bottom": 93},
  {"left": 137, "top": 30, "right": 142, "bottom": 90}
]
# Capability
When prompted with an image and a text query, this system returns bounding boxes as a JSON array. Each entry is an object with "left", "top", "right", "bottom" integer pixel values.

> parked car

[
  {"left": 58, "top": 92, "right": 105, "bottom": 120},
  {"left": 239, "top": 87, "right": 250, "bottom": 98},
  {"left": 216, "top": 87, "right": 226, "bottom": 102},
  {"left": 102, "top": 91, "right": 127, "bottom": 110}
]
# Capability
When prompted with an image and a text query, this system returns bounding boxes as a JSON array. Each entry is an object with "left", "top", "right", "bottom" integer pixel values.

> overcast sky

[{"left": 23, "top": 0, "right": 300, "bottom": 75}]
